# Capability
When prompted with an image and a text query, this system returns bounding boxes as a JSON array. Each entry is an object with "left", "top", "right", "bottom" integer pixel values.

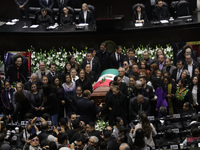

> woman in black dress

[
  {"left": 76, "top": 68, "right": 92, "bottom": 92},
  {"left": 29, "top": 83, "right": 43, "bottom": 117},
  {"left": 60, "top": 7, "right": 73, "bottom": 25}
]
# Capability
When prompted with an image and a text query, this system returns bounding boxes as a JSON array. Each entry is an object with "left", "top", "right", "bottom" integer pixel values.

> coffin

[{"left": 91, "top": 69, "right": 118, "bottom": 106}]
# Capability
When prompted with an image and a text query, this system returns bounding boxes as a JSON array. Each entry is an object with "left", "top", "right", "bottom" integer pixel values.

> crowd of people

[
  {"left": 14, "top": 0, "right": 198, "bottom": 26},
  {"left": 1, "top": 42, "right": 200, "bottom": 149}
]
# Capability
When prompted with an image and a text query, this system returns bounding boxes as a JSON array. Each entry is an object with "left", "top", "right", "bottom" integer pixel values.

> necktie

[
  {"left": 52, "top": 72, "right": 55, "bottom": 77},
  {"left": 177, "top": 70, "right": 180, "bottom": 81},
  {"left": 17, "top": 66, "right": 20, "bottom": 79},
  {"left": 118, "top": 54, "right": 121, "bottom": 67}
]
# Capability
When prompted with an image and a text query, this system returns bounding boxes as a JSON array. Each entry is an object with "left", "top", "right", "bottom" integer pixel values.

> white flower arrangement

[
  {"left": 29, "top": 44, "right": 174, "bottom": 73},
  {"left": 95, "top": 119, "right": 109, "bottom": 132}
]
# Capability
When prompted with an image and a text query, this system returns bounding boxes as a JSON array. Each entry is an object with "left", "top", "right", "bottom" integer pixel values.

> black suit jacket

[
  {"left": 47, "top": 72, "right": 60, "bottom": 84},
  {"left": 107, "top": 92, "right": 126, "bottom": 125},
  {"left": 152, "top": 6, "right": 170, "bottom": 20},
  {"left": 109, "top": 53, "right": 124, "bottom": 69},
  {"left": 39, "top": 0, "right": 54, "bottom": 8},
  {"left": 183, "top": 61, "right": 199, "bottom": 78},
  {"left": 57, "top": 0, "right": 68, "bottom": 9},
  {"left": 76, "top": 97, "right": 100, "bottom": 123},
  {"left": 6, "top": 54, "right": 29, "bottom": 76},
  {"left": 132, "top": 12, "right": 147, "bottom": 22},
  {"left": 129, "top": 97, "right": 150, "bottom": 119},
  {"left": 96, "top": 50, "right": 111, "bottom": 72},
  {"left": 171, "top": 68, "right": 183, "bottom": 82},
  {"left": 15, "top": 0, "right": 29, "bottom": 8},
  {"left": 24, "top": 80, "right": 42, "bottom": 91},
  {"left": 6, "top": 64, "right": 28, "bottom": 84},
  {"left": 79, "top": 11, "right": 93, "bottom": 25},
  {"left": 81, "top": 57, "right": 101, "bottom": 79}
]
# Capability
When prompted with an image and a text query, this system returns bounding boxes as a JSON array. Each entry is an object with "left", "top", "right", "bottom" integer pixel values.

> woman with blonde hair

[{"left": 79, "top": 3, "right": 94, "bottom": 25}]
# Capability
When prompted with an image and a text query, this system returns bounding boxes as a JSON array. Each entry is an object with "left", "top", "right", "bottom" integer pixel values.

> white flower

[
  {"left": 55, "top": 60, "right": 59, "bottom": 66},
  {"left": 36, "top": 63, "right": 39, "bottom": 68},
  {"left": 47, "top": 61, "right": 50, "bottom": 65}
]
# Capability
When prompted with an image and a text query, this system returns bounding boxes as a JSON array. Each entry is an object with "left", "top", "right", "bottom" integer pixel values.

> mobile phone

[
  {"left": 50, "top": 126, "right": 54, "bottom": 130},
  {"left": 129, "top": 122, "right": 135, "bottom": 129},
  {"left": 36, "top": 117, "right": 41, "bottom": 121}
]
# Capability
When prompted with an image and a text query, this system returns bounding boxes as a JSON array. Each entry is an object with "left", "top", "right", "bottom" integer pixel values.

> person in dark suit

[
  {"left": 107, "top": 86, "right": 127, "bottom": 125},
  {"left": 79, "top": 3, "right": 94, "bottom": 25},
  {"left": 96, "top": 42, "right": 111, "bottom": 72},
  {"left": 47, "top": 63, "right": 60, "bottom": 84},
  {"left": 109, "top": 45, "right": 124, "bottom": 69},
  {"left": 156, "top": 54, "right": 166, "bottom": 71},
  {"left": 57, "top": 0, "right": 69, "bottom": 14},
  {"left": 123, "top": 48, "right": 138, "bottom": 66},
  {"left": 113, "top": 76, "right": 128, "bottom": 97},
  {"left": 6, "top": 54, "right": 28, "bottom": 84},
  {"left": 85, "top": 64, "right": 96, "bottom": 84},
  {"left": 24, "top": 73, "right": 42, "bottom": 91},
  {"left": 143, "top": 51, "right": 153, "bottom": 70},
  {"left": 129, "top": 94, "right": 150, "bottom": 119},
  {"left": 40, "top": 85, "right": 59, "bottom": 126},
  {"left": 171, "top": 60, "right": 184, "bottom": 83},
  {"left": 132, "top": 4, "right": 148, "bottom": 23},
  {"left": 86, "top": 122, "right": 101, "bottom": 144},
  {"left": 152, "top": 0, "right": 170, "bottom": 20},
  {"left": 76, "top": 69, "right": 92, "bottom": 93},
  {"left": 15, "top": 0, "right": 30, "bottom": 20},
  {"left": 128, "top": 64, "right": 139, "bottom": 79},
  {"left": 5, "top": 52, "right": 29, "bottom": 76},
  {"left": 60, "top": 7, "right": 73, "bottom": 25},
  {"left": 37, "top": 8, "right": 54, "bottom": 26},
  {"left": 76, "top": 90, "right": 102, "bottom": 124},
  {"left": 81, "top": 50, "right": 101, "bottom": 79},
  {"left": 28, "top": 83, "right": 43, "bottom": 117},
  {"left": 39, "top": 0, "right": 54, "bottom": 9},
  {"left": 184, "top": 54, "right": 199, "bottom": 79}
]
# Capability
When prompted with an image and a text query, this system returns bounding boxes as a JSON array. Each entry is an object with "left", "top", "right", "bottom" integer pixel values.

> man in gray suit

[
  {"left": 118, "top": 67, "right": 129, "bottom": 85},
  {"left": 15, "top": 0, "right": 30, "bottom": 20},
  {"left": 35, "top": 62, "right": 50, "bottom": 82}
]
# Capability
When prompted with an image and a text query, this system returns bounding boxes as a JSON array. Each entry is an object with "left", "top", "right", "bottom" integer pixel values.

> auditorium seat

[
  {"left": 176, "top": 49, "right": 197, "bottom": 61},
  {"left": 132, "top": 3, "right": 146, "bottom": 13},
  {"left": 88, "top": 4, "right": 96, "bottom": 23},
  {"left": 177, "top": 0, "right": 192, "bottom": 18}
]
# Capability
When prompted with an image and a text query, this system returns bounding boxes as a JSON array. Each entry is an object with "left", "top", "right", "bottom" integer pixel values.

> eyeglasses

[
  {"left": 31, "top": 139, "right": 39, "bottom": 142},
  {"left": 123, "top": 64, "right": 127, "bottom": 66}
]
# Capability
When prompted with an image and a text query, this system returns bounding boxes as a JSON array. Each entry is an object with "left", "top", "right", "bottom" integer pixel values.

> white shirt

[
  {"left": 71, "top": 75, "right": 79, "bottom": 83},
  {"left": 138, "top": 12, "right": 141, "bottom": 20},
  {"left": 87, "top": 60, "right": 93, "bottom": 70},
  {"left": 192, "top": 85, "right": 198, "bottom": 104},
  {"left": 176, "top": 68, "right": 183, "bottom": 81},
  {"left": 83, "top": 11, "right": 87, "bottom": 23},
  {"left": 188, "top": 62, "right": 193, "bottom": 78},
  {"left": 115, "top": 52, "right": 120, "bottom": 61}
]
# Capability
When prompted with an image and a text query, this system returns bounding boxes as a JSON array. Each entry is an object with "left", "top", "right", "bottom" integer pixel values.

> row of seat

[
  {"left": 132, "top": 0, "right": 192, "bottom": 19},
  {"left": 29, "top": 4, "right": 95, "bottom": 24}
]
